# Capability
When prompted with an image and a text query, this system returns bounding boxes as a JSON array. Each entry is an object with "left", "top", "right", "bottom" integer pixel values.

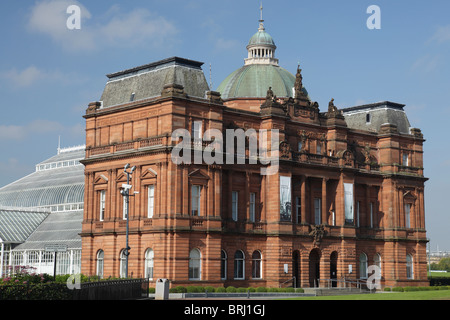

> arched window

[
  {"left": 189, "top": 249, "right": 201, "bottom": 280},
  {"left": 234, "top": 250, "right": 245, "bottom": 280},
  {"left": 96, "top": 250, "right": 104, "bottom": 279},
  {"left": 359, "top": 253, "right": 368, "bottom": 279},
  {"left": 374, "top": 253, "right": 382, "bottom": 276},
  {"left": 252, "top": 250, "right": 262, "bottom": 279},
  {"left": 145, "top": 249, "right": 154, "bottom": 279},
  {"left": 119, "top": 249, "right": 127, "bottom": 278},
  {"left": 406, "top": 254, "right": 414, "bottom": 279},
  {"left": 221, "top": 250, "right": 227, "bottom": 280}
]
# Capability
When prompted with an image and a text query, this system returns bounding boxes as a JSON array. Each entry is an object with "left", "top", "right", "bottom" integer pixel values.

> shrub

[
  {"left": 186, "top": 286, "right": 201, "bottom": 293},
  {"left": 205, "top": 286, "right": 215, "bottom": 293},
  {"left": 284, "top": 287, "right": 295, "bottom": 293},
  {"left": 237, "top": 287, "right": 247, "bottom": 293},
  {"left": 255, "top": 286, "right": 267, "bottom": 292},
  {"left": 171, "top": 285, "right": 187, "bottom": 293},
  {"left": 247, "top": 287, "right": 256, "bottom": 292},
  {"left": 148, "top": 287, "right": 155, "bottom": 294},
  {"left": 392, "top": 287, "right": 404, "bottom": 292},
  {"left": 384, "top": 287, "right": 391, "bottom": 292},
  {"left": 295, "top": 288, "right": 304, "bottom": 293},
  {"left": 215, "top": 287, "right": 226, "bottom": 293},
  {"left": 226, "top": 286, "right": 237, "bottom": 293},
  {"left": 268, "top": 287, "right": 279, "bottom": 292}
]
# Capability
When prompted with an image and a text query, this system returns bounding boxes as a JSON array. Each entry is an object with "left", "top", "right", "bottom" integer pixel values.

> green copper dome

[
  {"left": 217, "top": 64, "right": 297, "bottom": 100},
  {"left": 248, "top": 29, "right": 275, "bottom": 47}
]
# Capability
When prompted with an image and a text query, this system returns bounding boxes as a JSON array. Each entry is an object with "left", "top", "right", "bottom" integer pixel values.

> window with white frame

[
  {"left": 119, "top": 250, "right": 127, "bottom": 278},
  {"left": 189, "top": 249, "right": 201, "bottom": 280},
  {"left": 252, "top": 250, "right": 262, "bottom": 279},
  {"left": 406, "top": 254, "right": 414, "bottom": 279},
  {"left": 234, "top": 250, "right": 245, "bottom": 280},
  {"left": 191, "top": 185, "right": 201, "bottom": 216},
  {"left": 296, "top": 197, "right": 301, "bottom": 224},
  {"left": 96, "top": 250, "right": 104, "bottom": 279},
  {"left": 403, "top": 153, "right": 409, "bottom": 166},
  {"left": 232, "top": 191, "right": 238, "bottom": 221},
  {"left": 314, "top": 198, "right": 321, "bottom": 225},
  {"left": 405, "top": 203, "right": 411, "bottom": 228},
  {"left": 148, "top": 185, "right": 155, "bottom": 218},
  {"left": 145, "top": 249, "right": 154, "bottom": 279},
  {"left": 370, "top": 202, "right": 374, "bottom": 228},
  {"left": 359, "top": 253, "right": 368, "bottom": 279},
  {"left": 249, "top": 193, "right": 256, "bottom": 222},
  {"left": 192, "top": 121, "right": 202, "bottom": 140},
  {"left": 99, "top": 190, "right": 106, "bottom": 221},
  {"left": 221, "top": 250, "right": 227, "bottom": 280}
]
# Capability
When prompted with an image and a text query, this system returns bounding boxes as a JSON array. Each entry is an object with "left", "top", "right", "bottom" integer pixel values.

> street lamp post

[{"left": 122, "top": 163, "right": 136, "bottom": 278}]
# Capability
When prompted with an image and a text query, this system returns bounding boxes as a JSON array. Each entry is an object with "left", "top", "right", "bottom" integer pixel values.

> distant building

[
  {"left": 80, "top": 15, "right": 429, "bottom": 288},
  {"left": 0, "top": 146, "right": 84, "bottom": 277}
]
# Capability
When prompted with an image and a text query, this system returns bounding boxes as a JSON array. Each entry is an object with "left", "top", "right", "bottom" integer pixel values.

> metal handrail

[{"left": 280, "top": 276, "right": 297, "bottom": 288}]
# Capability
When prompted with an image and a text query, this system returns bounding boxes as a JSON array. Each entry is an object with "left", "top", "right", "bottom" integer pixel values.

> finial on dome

[{"left": 259, "top": 2, "right": 265, "bottom": 31}]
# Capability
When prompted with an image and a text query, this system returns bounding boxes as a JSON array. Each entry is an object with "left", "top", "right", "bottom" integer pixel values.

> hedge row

[
  {"left": 384, "top": 286, "right": 450, "bottom": 292},
  {"left": 166, "top": 286, "right": 304, "bottom": 294}
]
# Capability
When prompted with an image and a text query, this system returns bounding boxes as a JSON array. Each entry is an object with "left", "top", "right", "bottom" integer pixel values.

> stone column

[{"left": 322, "top": 178, "right": 327, "bottom": 225}]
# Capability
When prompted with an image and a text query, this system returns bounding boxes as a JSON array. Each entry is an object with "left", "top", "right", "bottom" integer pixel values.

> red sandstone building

[{"left": 80, "top": 18, "right": 428, "bottom": 288}]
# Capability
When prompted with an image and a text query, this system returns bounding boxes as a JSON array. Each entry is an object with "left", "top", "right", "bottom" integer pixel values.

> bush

[
  {"left": 170, "top": 286, "right": 187, "bottom": 293},
  {"left": 392, "top": 287, "right": 404, "bottom": 292},
  {"left": 226, "top": 286, "right": 237, "bottom": 293},
  {"left": 186, "top": 286, "right": 201, "bottom": 293},
  {"left": 247, "top": 287, "right": 256, "bottom": 292},
  {"left": 216, "top": 287, "right": 226, "bottom": 293},
  {"left": 295, "top": 288, "right": 304, "bottom": 293},
  {"left": 237, "top": 287, "right": 247, "bottom": 293},
  {"left": 205, "top": 286, "right": 215, "bottom": 293},
  {"left": 148, "top": 287, "right": 155, "bottom": 294},
  {"left": 384, "top": 287, "right": 391, "bottom": 292},
  {"left": 255, "top": 286, "right": 267, "bottom": 292},
  {"left": 267, "top": 287, "right": 279, "bottom": 292}
]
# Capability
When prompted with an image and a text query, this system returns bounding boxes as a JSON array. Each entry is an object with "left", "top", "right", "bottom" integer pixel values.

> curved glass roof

[{"left": 0, "top": 148, "right": 85, "bottom": 209}]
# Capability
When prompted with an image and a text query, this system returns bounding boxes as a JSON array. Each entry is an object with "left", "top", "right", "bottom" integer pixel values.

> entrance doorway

[
  {"left": 292, "top": 250, "right": 300, "bottom": 288},
  {"left": 330, "top": 251, "right": 338, "bottom": 287},
  {"left": 309, "top": 249, "right": 321, "bottom": 287}
]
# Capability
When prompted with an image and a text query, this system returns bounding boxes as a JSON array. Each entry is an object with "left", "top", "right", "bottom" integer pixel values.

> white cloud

[
  {"left": 411, "top": 55, "right": 441, "bottom": 73},
  {"left": 27, "top": 0, "right": 178, "bottom": 52},
  {"left": 429, "top": 25, "right": 450, "bottom": 44},
  {"left": 1, "top": 66, "right": 74, "bottom": 87}
]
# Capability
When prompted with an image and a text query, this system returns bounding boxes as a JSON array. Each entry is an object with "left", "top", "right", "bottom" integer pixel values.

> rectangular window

[
  {"left": 405, "top": 203, "right": 411, "bottom": 228},
  {"left": 403, "top": 153, "right": 409, "bottom": 167},
  {"left": 356, "top": 201, "right": 360, "bottom": 227},
  {"left": 99, "top": 190, "right": 106, "bottom": 221},
  {"left": 298, "top": 141, "right": 303, "bottom": 152},
  {"left": 249, "top": 193, "right": 256, "bottom": 222},
  {"left": 192, "top": 121, "right": 202, "bottom": 140},
  {"left": 232, "top": 191, "right": 238, "bottom": 221},
  {"left": 191, "top": 185, "right": 201, "bottom": 216},
  {"left": 148, "top": 185, "right": 155, "bottom": 218},
  {"left": 314, "top": 198, "right": 321, "bottom": 225},
  {"left": 317, "top": 144, "right": 321, "bottom": 155},
  {"left": 296, "top": 197, "right": 301, "bottom": 224},
  {"left": 280, "top": 176, "right": 292, "bottom": 221},
  {"left": 370, "top": 202, "right": 374, "bottom": 228},
  {"left": 344, "top": 183, "right": 354, "bottom": 225}
]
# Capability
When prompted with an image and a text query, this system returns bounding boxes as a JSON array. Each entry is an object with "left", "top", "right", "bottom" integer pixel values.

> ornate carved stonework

[
  {"left": 279, "top": 141, "right": 291, "bottom": 160},
  {"left": 309, "top": 225, "right": 326, "bottom": 247}
]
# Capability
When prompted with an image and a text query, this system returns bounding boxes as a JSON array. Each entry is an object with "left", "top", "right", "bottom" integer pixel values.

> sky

[{"left": 0, "top": 0, "right": 449, "bottom": 251}]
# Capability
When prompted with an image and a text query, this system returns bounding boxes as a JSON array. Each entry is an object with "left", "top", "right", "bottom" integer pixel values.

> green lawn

[
  {"left": 286, "top": 290, "right": 450, "bottom": 300},
  {"left": 429, "top": 272, "right": 450, "bottom": 278}
]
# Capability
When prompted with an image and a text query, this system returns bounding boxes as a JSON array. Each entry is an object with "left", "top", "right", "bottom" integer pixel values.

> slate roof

[
  {"left": 100, "top": 56, "right": 210, "bottom": 108},
  {"left": 342, "top": 101, "right": 412, "bottom": 134}
]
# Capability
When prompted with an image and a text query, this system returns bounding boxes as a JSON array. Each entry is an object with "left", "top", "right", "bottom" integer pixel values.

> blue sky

[{"left": 0, "top": 0, "right": 449, "bottom": 251}]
